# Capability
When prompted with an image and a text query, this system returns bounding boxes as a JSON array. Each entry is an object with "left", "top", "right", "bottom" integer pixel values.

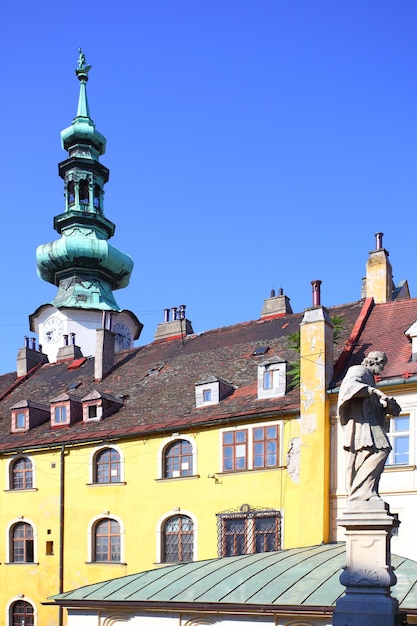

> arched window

[
  {"left": 79, "top": 179, "right": 89, "bottom": 204},
  {"left": 164, "top": 440, "right": 193, "bottom": 478},
  {"left": 162, "top": 515, "right": 193, "bottom": 563},
  {"left": 94, "top": 448, "right": 121, "bottom": 483},
  {"left": 93, "top": 183, "right": 101, "bottom": 210},
  {"left": 67, "top": 180, "right": 75, "bottom": 205},
  {"left": 10, "top": 600, "right": 34, "bottom": 626},
  {"left": 94, "top": 518, "right": 121, "bottom": 562},
  {"left": 11, "top": 522, "right": 34, "bottom": 563},
  {"left": 10, "top": 457, "right": 33, "bottom": 490}
]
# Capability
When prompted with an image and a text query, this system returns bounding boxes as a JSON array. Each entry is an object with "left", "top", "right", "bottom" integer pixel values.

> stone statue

[
  {"left": 337, "top": 351, "right": 401, "bottom": 502},
  {"left": 76, "top": 48, "right": 92, "bottom": 75}
]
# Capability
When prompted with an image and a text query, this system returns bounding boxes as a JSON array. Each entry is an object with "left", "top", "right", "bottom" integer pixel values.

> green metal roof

[{"left": 50, "top": 544, "right": 417, "bottom": 612}]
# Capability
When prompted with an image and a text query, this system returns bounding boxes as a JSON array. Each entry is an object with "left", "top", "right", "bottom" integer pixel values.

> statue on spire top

[{"left": 76, "top": 48, "right": 92, "bottom": 77}]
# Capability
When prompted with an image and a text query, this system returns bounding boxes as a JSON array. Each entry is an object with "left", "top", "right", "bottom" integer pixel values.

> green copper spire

[
  {"left": 75, "top": 49, "right": 91, "bottom": 118},
  {"left": 35, "top": 50, "right": 134, "bottom": 311}
]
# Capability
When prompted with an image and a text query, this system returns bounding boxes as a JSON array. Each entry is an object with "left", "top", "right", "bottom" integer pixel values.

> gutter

[{"left": 0, "top": 408, "right": 299, "bottom": 456}]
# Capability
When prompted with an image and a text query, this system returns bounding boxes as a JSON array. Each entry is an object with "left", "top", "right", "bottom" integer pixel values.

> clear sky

[{"left": 0, "top": 1, "right": 416, "bottom": 372}]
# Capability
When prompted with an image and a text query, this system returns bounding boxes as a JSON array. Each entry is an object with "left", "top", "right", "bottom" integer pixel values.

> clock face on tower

[
  {"left": 43, "top": 316, "right": 64, "bottom": 344},
  {"left": 113, "top": 322, "right": 132, "bottom": 350}
]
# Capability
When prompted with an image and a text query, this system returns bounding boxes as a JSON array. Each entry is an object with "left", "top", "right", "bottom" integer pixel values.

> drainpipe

[{"left": 59, "top": 445, "right": 66, "bottom": 626}]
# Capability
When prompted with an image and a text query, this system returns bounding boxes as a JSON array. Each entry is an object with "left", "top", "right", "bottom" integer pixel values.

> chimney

[
  {"left": 95, "top": 328, "right": 115, "bottom": 380},
  {"left": 311, "top": 280, "right": 322, "bottom": 307},
  {"left": 260, "top": 288, "right": 293, "bottom": 319},
  {"left": 17, "top": 338, "right": 48, "bottom": 377},
  {"left": 56, "top": 334, "right": 83, "bottom": 362},
  {"left": 364, "top": 232, "right": 393, "bottom": 303},
  {"left": 154, "top": 306, "right": 194, "bottom": 341}
]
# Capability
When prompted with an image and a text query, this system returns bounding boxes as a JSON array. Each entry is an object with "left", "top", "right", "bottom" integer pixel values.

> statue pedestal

[{"left": 333, "top": 501, "right": 406, "bottom": 626}]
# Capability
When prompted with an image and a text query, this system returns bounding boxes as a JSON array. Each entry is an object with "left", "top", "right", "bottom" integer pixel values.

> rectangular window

[
  {"left": 88, "top": 405, "right": 97, "bottom": 419},
  {"left": 54, "top": 405, "right": 67, "bottom": 424},
  {"left": 46, "top": 541, "right": 54, "bottom": 555},
  {"left": 203, "top": 389, "right": 212, "bottom": 402},
  {"left": 388, "top": 416, "right": 410, "bottom": 465},
  {"left": 16, "top": 413, "right": 26, "bottom": 429},
  {"left": 253, "top": 426, "right": 279, "bottom": 468},
  {"left": 217, "top": 509, "right": 281, "bottom": 557},
  {"left": 223, "top": 430, "right": 247, "bottom": 471},
  {"left": 263, "top": 369, "right": 273, "bottom": 390}
]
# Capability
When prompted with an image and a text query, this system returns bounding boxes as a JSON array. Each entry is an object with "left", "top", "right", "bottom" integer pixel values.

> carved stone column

[{"left": 333, "top": 501, "right": 407, "bottom": 626}]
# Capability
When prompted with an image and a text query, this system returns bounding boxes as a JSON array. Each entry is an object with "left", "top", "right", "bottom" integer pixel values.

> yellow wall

[
  {"left": 297, "top": 306, "right": 333, "bottom": 547},
  {"left": 0, "top": 391, "right": 330, "bottom": 624}
]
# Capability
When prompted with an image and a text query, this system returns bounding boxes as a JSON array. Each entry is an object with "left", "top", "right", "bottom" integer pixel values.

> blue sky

[{"left": 0, "top": 1, "right": 416, "bottom": 372}]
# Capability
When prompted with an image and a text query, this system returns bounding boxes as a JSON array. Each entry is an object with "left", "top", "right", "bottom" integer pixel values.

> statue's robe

[
  {"left": 337, "top": 365, "right": 391, "bottom": 501},
  {"left": 338, "top": 365, "right": 391, "bottom": 453}
]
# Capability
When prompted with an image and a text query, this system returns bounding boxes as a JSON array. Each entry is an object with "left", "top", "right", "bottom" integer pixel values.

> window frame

[
  {"left": 163, "top": 439, "right": 193, "bottom": 478},
  {"left": 9, "top": 456, "right": 34, "bottom": 490},
  {"left": 222, "top": 429, "right": 248, "bottom": 472},
  {"left": 161, "top": 514, "right": 194, "bottom": 563},
  {"left": 221, "top": 422, "right": 281, "bottom": 473},
  {"left": 51, "top": 403, "right": 69, "bottom": 427},
  {"left": 156, "top": 509, "right": 198, "bottom": 563},
  {"left": 87, "top": 514, "right": 124, "bottom": 564},
  {"left": 9, "top": 520, "right": 35, "bottom": 564},
  {"left": 89, "top": 445, "right": 124, "bottom": 485},
  {"left": 93, "top": 518, "right": 121, "bottom": 563},
  {"left": 157, "top": 436, "right": 197, "bottom": 480},
  {"left": 94, "top": 447, "right": 121, "bottom": 484},
  {"left": 9, "top": 599, "right": 35, "bottom": 626},
  {"left": 387, "top": 414, "right": 411, "bottom": 466}
]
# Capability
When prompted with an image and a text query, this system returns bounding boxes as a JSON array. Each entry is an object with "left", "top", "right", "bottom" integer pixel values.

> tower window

[
  {"left": 79, "top": 179, "right": 89, "bottom": 204},
  {"left": 67, "top": 180, "right": 75, "bottom": 205},
  {"left": 93, "top": 184, "right": 101, "bottom": 210}
]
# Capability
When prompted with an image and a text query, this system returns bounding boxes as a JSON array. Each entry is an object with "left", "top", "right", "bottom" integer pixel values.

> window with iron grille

[
  {"left": 11, "top": 522, "right": 34, "bottom": 563},
  {"left": 11, "top": 457, "right": 33, "bottom": 490},
  {"left": 11, "top": 600, "right": 34, "bottom": 626},
  {"left": 216, "top": 505, "right": 281, "bottom": 557},
  {"left": 164, "top": 440, "right": 193, "bottom": 478},
  {"left": 94, "top": 518, "right": 121, "bottom": 562},
  {"left": 94, "top": 448, "right": 121, "bottom": 483},
  {"left": 162, "top": 515, "right": 194, "bottom": 563}
]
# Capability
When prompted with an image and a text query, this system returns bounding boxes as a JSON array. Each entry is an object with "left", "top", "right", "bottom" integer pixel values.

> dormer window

[
  {"left": 81, "top": 390, "right": 122, "bottom": 423},
  {"left": 257, "top": 358, "right": 287, "bottom": 399},
  {"left": 405, "top": 321, "right": 417, "bottom": 360},
  {"left": 12, "top": 409, "right": 28, "bottom": 432},
  {"left": 50, "top": 394, "right": 82, "bottom": 427},
  {"left": 10, "top": 401, "right": 49, "bottom": 434},
  {"left": 195, "top": 376, "right": 234, "bottom": 408}
]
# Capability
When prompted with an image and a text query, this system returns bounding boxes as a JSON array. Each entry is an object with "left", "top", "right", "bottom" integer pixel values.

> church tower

[{"left": 30, "top": 50, "right": 142, "bottom": 362}]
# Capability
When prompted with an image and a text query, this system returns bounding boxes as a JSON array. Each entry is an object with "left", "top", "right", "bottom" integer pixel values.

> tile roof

[
  {"left": 0, "top": 302, "right": 362, "bottom": 451},
  {"left": 333, "top": 298, "right": 417, "bottom": 384},
  {"left": 49, "top": 543, "right": 417, "bottom": 614}
]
